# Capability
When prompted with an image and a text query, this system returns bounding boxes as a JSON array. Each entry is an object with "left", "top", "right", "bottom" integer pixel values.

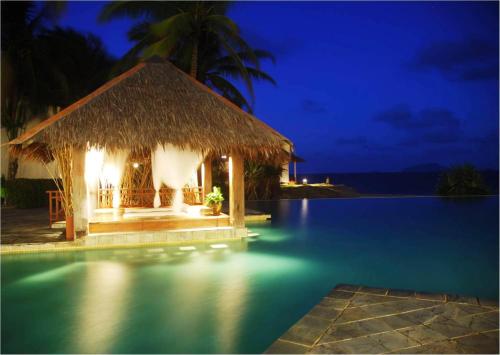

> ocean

[{"left": 296, "top": 171, "right": 499, "bottom": 195}]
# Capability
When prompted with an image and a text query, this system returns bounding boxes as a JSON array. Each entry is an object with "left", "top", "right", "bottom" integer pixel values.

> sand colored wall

[
  {"left": 1, "top": 118, "right": 57, "bottom": 179},
  {"left": 280, "top": 142, "right": 292, "bottom": 183}
]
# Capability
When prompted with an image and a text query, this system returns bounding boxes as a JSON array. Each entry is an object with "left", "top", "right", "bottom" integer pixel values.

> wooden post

[
  {"left": 202, "top": 157, "right": 212, "bottom": 199},
  {"left": 229, "top": 152, "right": 245, "bottom": 228},
  {"left": 294, "top": 161, "right": 297, "bottom": 182},
  {"left": 71, "top": 149, "right": 88, "bottom": 237}
]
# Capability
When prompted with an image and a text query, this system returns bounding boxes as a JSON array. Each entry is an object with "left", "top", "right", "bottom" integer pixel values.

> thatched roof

[
  {"left": 291, "top": 153, "right": 305, "bottom": 163},
  {"left": 9, "top": 59, "right": 291, "bottom": 162}
]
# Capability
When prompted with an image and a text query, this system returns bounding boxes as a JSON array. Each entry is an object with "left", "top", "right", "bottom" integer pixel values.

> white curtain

[{"left": 151, "top": 144, "right": 203, "bottom": 211}]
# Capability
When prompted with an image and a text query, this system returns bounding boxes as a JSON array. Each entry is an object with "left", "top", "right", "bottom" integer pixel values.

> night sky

[{"left": 59, "top": 1, "right": 499, "bottom": 173}]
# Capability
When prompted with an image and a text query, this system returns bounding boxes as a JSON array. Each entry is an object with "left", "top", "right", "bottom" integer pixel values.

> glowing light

[
  {"left": 84, "top": 148, "right": 104, "bottom": 184},
  {"left": 179, "top": 246, "right": 196, "bottom": 251},
  {"left": 302, "top": 178, "right": 308, "bottom": 184},
  {"left": 221, "top": 155, "right": 227, "bottom": 159},
  {"left": 210, "top": 243, "right": 228, "bottom": 249},
  {"left": 103, "top": 151, "right": 128, "bottom": 208},
  {"left": 132, "top": 162, "right": 139, "bottom": 169},
  {"left": 151, "top": 144, "right": 203, "bottom": 210},
  {"left": 185, "top": 205, "right": 203, "bottom": 217}
]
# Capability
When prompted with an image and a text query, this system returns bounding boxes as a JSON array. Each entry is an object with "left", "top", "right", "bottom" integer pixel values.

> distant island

[{"left": 402, "top": 163, "right": 447, "bottom": 172}]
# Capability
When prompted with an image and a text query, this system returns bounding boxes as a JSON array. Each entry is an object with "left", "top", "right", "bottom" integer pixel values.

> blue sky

[{"left": 59, "top": 1, "right": 499, "bottom": 173}]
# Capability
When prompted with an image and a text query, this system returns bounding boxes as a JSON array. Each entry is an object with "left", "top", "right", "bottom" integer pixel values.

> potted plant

[{"left": 205, "top": 186, "right": 224, "bottom": 215}]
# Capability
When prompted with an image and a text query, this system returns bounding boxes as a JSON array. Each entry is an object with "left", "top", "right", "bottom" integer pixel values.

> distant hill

[{"left": 402, "top": 163, "right": 447, "bottom": 172}]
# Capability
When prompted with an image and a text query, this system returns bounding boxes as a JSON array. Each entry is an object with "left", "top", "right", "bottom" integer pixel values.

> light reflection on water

[{"left": 1, "top": 197, "right": 498, "bottom": 354}]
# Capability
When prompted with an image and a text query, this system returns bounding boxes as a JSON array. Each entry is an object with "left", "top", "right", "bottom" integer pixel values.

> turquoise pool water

[{"left": 2, "top": 197, "right": 498, "bottom": 353}]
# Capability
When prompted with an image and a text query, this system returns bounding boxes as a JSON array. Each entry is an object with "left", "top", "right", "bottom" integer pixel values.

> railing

[
  {"left": 97, "top": 187, "right": 204, "bottom": 208},
  {"left": 47, "top": 187, "right": 204, "bottom": 224},
  {"left": 46, "top": 190, "right": 65, "bottom": 226}
]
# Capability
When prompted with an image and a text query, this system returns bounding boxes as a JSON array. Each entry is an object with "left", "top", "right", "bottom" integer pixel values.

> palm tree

[
  {"left": 34, "top": 27, "right": 116, "bottom": 108},
  {"left": 99, "top": 1, "right": 275, "bottom": 111},
  {"left": 1, "top": 1, "right": 65, "bottom": 179},
  {"left": 437, "top": 164, "right": 490, "bottom": 196}
]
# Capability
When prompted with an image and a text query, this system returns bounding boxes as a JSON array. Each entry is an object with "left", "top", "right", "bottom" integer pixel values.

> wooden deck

[{"left": 88, "top": 208, "right": 230, "bottom": 234}]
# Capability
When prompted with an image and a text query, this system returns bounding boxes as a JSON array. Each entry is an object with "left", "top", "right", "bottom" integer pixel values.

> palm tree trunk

[
  {"left": 190, "top": 39, "right": 198, "bottom": 79},
  {"left": 7, "top": 157, "right": 18, "bottom": 180}
]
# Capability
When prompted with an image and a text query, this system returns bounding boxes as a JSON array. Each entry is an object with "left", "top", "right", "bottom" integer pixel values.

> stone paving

[
  {"left": 266, "top": 284, "right": 499, "bottom": 354},
  {"left": 1, "top": 207, "right": 64, "bottom": 244}
]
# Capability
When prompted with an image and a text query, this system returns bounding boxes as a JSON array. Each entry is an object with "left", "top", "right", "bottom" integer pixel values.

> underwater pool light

[
  {"left": 210, "top": 243, "right": 228, "bottom": 249},
  {"left": 179, "top": 246, "right": 196, "bottom": 251}
]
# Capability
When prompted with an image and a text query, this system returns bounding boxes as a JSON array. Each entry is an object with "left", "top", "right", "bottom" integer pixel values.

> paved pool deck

[
  {"left": 1, "top": 207, "right": 65, "bottom": 244},
  {"left": 1, "top": 207, "right": 270, "bottom": 245},
  {"left": 266, "top": 284, "right": 499, "bottom": 354}
]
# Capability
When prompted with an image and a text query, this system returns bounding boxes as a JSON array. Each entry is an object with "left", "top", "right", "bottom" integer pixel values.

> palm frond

[{"left": 207, "top": 73, "right": 252, "bottom": 112}]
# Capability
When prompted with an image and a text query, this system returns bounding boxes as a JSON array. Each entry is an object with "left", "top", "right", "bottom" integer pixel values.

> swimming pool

[{"left": 2, "top": 197, "right": 498, "bottom": 353}]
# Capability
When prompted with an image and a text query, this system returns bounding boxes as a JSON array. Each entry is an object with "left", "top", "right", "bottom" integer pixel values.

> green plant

[
  {"left": 205, "top": 186, "right": 224, "bottom": 206},
  {"left": 1, "top": 175, "right": 6, "bottom": 202},
  {"left": 436, "top": 164, "right": 490, "bottom": 196},
  {"left": 4, "top": 178, "right": 58, "bottom": 208},
  {"left": 245, "top": 161, "right": 282, "bottom": 200}
]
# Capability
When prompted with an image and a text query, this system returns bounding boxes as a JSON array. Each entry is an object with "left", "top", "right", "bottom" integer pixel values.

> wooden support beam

[
  {"left": 71, "top": 149, "right": 88, "bottom": 236},
  {"left": 229, "top": 152, "right": 245, "bottom": 228},
  {"left": 202, "top": 157, "right": 212, "bottom": 199}
]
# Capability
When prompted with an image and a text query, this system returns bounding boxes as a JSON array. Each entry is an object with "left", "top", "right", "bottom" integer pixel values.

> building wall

[
  {"left": 1, "top": 118, "right": 57, "bottom": 179},
  {"left": 280, "top": 141, "right": 292, "bottom": 184},
  {"left": 281, "top": 162, "right": 290, "bottom": 184}
]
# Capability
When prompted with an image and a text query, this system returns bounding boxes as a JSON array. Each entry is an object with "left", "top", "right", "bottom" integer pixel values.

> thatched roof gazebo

[{"left": 9, "top": 58, "right": 292, "bottom": 240}]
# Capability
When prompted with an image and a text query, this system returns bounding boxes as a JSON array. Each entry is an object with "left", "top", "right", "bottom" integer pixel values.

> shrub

[
  {"left": 205, "top": 186, "right": 224, "bottom": 206},
  {"left": 436, "top": 164, "right": 490, "bottom": 196},
  {"left": 245, "top": 161, "right": 282, "bottom": 200},
  {"left": 4, "top": 179, "right": 59, "bottom": 208}
]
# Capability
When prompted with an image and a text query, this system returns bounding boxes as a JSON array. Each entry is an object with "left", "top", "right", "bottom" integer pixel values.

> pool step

[{"left": 247, "top": 232, "right": 260, "bottom": 237}]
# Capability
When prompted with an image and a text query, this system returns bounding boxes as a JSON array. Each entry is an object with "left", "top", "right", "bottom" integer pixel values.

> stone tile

[
  {"left": 326, "top": 290, "right": 355, "bottom": 300},
  {"left": 483, "top": 329, "right": 500, "bottom": 340},
  {"left": 334, "top": 284, "right": 360, "bottom": 292},
  {"left": 382, "top": 299, "right": 438, "bottom": 313},
  {"left": 352, "top": 300, "right": 436, "bottom": 320},
  {"left": 317, "top": 297, "right": 349, "bottom": 310},
  {"left": 359, "top": 286, "right": 388, "bottom": 295},
  {"left": 455, "top": 333, "right": 499, "bottom": 354},
  {"left": 334, "top": 306, "right": 374, "bottom": 324},
  {"left": 357, "top": 303, "right": 402, "bottom": 318},
  {"left": 388, "top": 345, "right": 424, "bottom": 354},
  {"left": 387, "top": 289, "right": 416, "bottom": 298},
  {"left": 446, "top": 294, "right": 479, "bottom": 305},
  {"left": 426, "top": 318, "right": 473, "bottom": 338},
  {"left": 380, "top": 314, "right": 419, "bottom": 330},
  {"left": 308, "top": 305, "right": 341, "bottom": 320},
  {"left": 367, "top": 330, "right": 420, "bottom": 352},
  {"left": 398, "top": 325, "right": 447, "bottom": 345},
  {"left": 454, "top": 311, "right": 499, "bottom": 332},
  {"left": 392, "top": 340, "right": 462, "bottom": 354},
  {"left": 478, "top": 298, "right": 499, "bottom": 309},
  {"left": 398, "top": 306, "right": 449, "bottom": 325},
  {"left": 280, "top": 315, "right": 331, "bottom": 346},
  {"left": 455, "top": 303, "right": 495, "bottom": 317},
  {"left": 422, "top": 303, "right": 475, "bottom": 321},
  {"left": 310, "top": 336, "right": 387, "bottom": 354},
  {"left": 415, "top": 291, "right": 445, "bottom": 301},
  {"left": 348, "top": 294, "right": 400, "bottom": 307},
  {"left": 265, "top": 340, "right": 309, "bottom": 354},
  {"left": 319, "top": 317, "right": 393, "bottom": 343}
]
